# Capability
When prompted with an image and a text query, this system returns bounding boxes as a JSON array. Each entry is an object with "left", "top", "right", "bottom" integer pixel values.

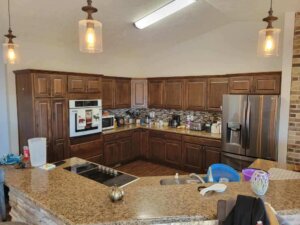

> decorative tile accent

[{"left": 288, "top": 13, "right": 300, "bottom": 165}]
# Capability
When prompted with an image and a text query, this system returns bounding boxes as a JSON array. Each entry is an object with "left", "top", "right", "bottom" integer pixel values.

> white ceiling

[{"left": 1, "top": 0, "right": 299, "bottom": 56}]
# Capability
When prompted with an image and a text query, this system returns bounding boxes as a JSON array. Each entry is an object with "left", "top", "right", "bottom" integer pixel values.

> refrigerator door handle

[
  {"left": 246, "top": 101, "right": 251, "bottom": 149},
  {"left": 242, "top": 99, "right": 248, "bottom": 149}
]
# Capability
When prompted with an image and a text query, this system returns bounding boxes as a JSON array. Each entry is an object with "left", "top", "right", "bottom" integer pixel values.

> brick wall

[{"left": 288, "top": 13, "right": 300, "bottom": 164}]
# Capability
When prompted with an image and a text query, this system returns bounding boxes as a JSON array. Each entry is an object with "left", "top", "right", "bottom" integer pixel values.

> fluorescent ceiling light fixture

[{"left": 134, "top": 0, "right": 197, "bottom": 29}]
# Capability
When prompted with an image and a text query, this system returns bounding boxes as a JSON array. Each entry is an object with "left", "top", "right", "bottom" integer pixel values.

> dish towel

[
  {"left": 77, "top": 109, "right": 86, "bottom": 130},
  {"left": 268, "top": 168, "right": 300, "bottom": 180},
  {"left": 223, "top": 195, "right": 270, "bottom": 225}
]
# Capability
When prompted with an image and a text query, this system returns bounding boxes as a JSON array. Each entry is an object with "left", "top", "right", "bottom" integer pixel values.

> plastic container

[
  {"left": 207, "top": 164, "right": 240, "bottom": 183},
  {"left": 242, "top": 168, "right": 258, "bottom": 181},
  {"left": 28, "top": 138, "right": 47, "bottom": 167}
]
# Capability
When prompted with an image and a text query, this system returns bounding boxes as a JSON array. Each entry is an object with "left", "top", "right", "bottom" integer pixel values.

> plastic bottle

[{"left": 23, "top": 146, "right": 31, "bottom": 168}]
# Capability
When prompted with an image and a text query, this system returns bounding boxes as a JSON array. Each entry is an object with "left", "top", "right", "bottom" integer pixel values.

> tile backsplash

[{"left": 106, "top": 108, "right": 221, "bottom": 123}]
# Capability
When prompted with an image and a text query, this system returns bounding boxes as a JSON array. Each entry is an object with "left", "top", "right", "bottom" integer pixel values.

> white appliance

[
  {"left": 69, "top": 100, "right": 102, "bottom": 138},
  {"left": 28, "top": 138, "right": 47, "bottom": 167},
  {"left": 102, "top": 115, "right": 115, "bottom": 130}
]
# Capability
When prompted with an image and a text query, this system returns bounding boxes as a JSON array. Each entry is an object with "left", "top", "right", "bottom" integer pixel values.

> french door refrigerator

[{"left": 221, "top": 95, "right": 279, "bottom": 171}]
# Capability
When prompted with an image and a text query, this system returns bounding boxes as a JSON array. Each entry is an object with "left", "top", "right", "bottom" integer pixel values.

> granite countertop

[
  {"left": 3, "top": 158, "right": 300, "bottom": 225},
  {"left": 102, "top": 124, "right": 222, "bottom": 140}
]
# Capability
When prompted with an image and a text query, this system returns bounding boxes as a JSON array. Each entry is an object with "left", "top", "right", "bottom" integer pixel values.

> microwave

[{"left": 102, "top": 115, "right": 115, "bottom": 130}]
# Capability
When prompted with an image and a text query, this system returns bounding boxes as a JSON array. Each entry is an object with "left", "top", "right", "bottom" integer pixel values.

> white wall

[
  {"left": 278, "top": 12, "right": 295, "bottom": 163},
  {"left": 0, "top": 45, "right": 10, "bottom": 156},
  {"left": 1, "top": 19, "right": 292, "bottom": 155}
]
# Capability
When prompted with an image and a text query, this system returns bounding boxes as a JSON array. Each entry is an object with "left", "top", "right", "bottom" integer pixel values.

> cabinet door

[
  {"left": 115, "top": 79, "right": 131, "bottom": 108},
  {"left": 52, "top": 99, "right": 68, "bottom": 162},
  {"left": 70, "top": 139, "right": 103, "bottom": 159},
  {"left": 165, "top": 139, "right": 182, "bottom": 166},
  {"left": 229, "top": 76, "right": 253, "bottom": 94},
  {"left": 102, "top": 78, "right": 115, "bottom": 109},
  {"left": 68, "top": 76, "right": 86, "bottom": 93},
  {"left": 184, "top": 78, "right": 207, "bottom": 110},
  {"left": 164, "top": 79, "right": 184, "bottom": 109},
  {"left": 104, "top": 142, "right": 121, "bottom": 166},
  {"left": 34, "top": 99, "right": 52, "bottom": 162},
  {"left": 34, "top": 74, "right": 51, "bottom": 97},
  {"left": 51, "top": 75, "right": 67, "bottom": 98},
  {"left": 207, "top": 78, "right": 229, "bottom": 111},
  {"left": 149, "top": 137, "right": 166, "bottom": 162},
  {"left": 131, "top": 79, "right": 148, "bottom": 108},
  {"left": 253, "top": 74, "right": 281, "bottom": 94},
  {"left": 182, "top": 142, "right": 205, "bottom": 172},
  {"left": 148, "top": 80, "right": 164, "bottom": 108},
  {"left": 205, "top": 147, "right": 221, "bottom": 172},
  {"left": 86, "top": 77, "right": 101, "bottom": 93},
  {"left": 140, "top": 129, "right": 149, "bottom": 159},
  {"left": 120, "top": 138, "right": 133, "bottom": 162},
  {"left": 132, "top": 130, "right": 141, "bottom": 158}
]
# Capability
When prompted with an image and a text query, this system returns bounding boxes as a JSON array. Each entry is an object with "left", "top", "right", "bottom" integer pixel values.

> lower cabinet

[
  {"left": 149, "top": 137, "right": 166, "bottom": 162},
  {"left": 182, "top": 143, "right": 206, "bottom": 172},
  {"left": 120, "top": 138, "right": 133, "bottom": 162},
  {"left": 104, "top": 142, "right": 121, "bottom": 166},
  {"left": 165, "top": 139, "right": 182, "bottom": 167},
  {"left": 205, "top": 147, "right": 221, "bottom": 172},
  {"left": 140, "top": 129, "right": 149, "bottom": 159}
]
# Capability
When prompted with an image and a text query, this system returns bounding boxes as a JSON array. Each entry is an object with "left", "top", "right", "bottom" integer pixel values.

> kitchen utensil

[
  {"left": 109, "top": 185, "right": 124, "bottom": 202},
  {"left": 199, "top": 183, "right": 227, "bottom": 196},
  {"left": 242, "top": 168, "right": 259, "bottom": 181}
]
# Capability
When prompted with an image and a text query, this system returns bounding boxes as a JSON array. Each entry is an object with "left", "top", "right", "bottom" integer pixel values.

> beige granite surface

[
  {"left": 3, "top": 158, "right": 300, "bottom": 225},
  {"left": 102, "top": 124, "right": 221, "bottom": 140}
]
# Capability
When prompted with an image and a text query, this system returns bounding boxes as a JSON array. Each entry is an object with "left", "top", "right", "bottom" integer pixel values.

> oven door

[{"left": 69, "top": 108, "right": 102, "bottom": 137}]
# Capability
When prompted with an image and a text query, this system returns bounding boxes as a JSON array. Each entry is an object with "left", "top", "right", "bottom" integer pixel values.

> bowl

[{"left": 242, "top": 168, "right": 258, "bottom": 181}]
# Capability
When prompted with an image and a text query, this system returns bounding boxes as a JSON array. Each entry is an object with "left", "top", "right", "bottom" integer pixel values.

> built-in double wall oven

[{"left": 69, "top": 100, "right": 102, "bottom": 138}]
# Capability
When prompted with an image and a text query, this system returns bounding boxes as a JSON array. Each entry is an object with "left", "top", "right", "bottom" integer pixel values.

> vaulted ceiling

[{"left": 0, "top": 0, "right": 299, "bottom": 76}]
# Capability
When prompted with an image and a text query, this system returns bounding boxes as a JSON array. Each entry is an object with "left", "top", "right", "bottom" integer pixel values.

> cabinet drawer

[
  {"left": 104, "top": 131, "right": 133, "bottom": 142},
  {"left": 164, "top": 132, "right": 182, "bottom": 141},
  {"left": 183, "top": 135, "right": 221, "bottom": 147},
  {"left": 149, "top": 130, "right": 165, "bottom": 138},
  {"left": 70, "top": 139, "right": 103, "bottom": 159},
  {"left": 86, "top": 154, "right": 104, "bottom": 164}
]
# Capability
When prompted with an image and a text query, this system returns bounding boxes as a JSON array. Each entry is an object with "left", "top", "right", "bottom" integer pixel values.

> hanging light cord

[{"left": 8, "top": 0, "right": 11, "bottom": 29}]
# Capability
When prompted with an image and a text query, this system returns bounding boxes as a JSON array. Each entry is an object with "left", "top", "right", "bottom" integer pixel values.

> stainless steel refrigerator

[{"left": 221, "top": 95, "right": 279, "bottom": 171}]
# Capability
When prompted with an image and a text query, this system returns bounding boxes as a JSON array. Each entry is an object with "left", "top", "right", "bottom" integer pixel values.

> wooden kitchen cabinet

[
  {"left": 182, "top": 142, "right": 205, "bottom": 172},
  {"left": 205, "top": 146, "right": 221, "bottom": 172},
  {"left": 165, "top": 139, "right": 182, "bottom": 167},
  {"left": 70, "top": 138, "right": 103, "bottom": 160},
  {"left": 207, "top": 78, "right": 229, "bottom": 111},
  {"left": 149, "top": 136, "right": 166, "bottom": 162},
  {"left": 102, "top": 78, "right": 115, "bottom": 109},
  {"left": 132, "top": 129, "right": 141, "bottom": 158},
  {"left": 51, "top": 99, "right": 68, "bottom": 161},
  {"left": 68, "top": 75, "right": 86, "bottom": 93},
  {"left": 115, "top": 78, "right": 131, "bottom": 108},
  {"left": 140, "top": 129, "right": 149, "bottom": 159},
  {"left": 131, "top": 79, "right": 148, "bottom": 108},
  {"left": 253, "top": 74, "right": 281, "bottom": 94},
  {"left": 184, "top": 78, "right": 207, "bottom": 110},
  {"left": 86, "top": 76, "right": 102, "bottom": 93},
  {"left": 148, "top": 79, "right": 165, "bottom": 108},
  {"left": 34, "top": 74, "right": 51, "bottom": 97},
  {"left": 104, "top": 142, "right": 121, "bottom": 166},
  {"left": 68, "top": 75, "right": 101, "bottom": 94},
  {"left": 164, "top": 79, "right": 184, "bottom": 109},
  {"left": 229, "top": 76, "right": 253, "bottom": 94},
  {"left": 120, "top": 138, "right": 133, "bottom": 162}
]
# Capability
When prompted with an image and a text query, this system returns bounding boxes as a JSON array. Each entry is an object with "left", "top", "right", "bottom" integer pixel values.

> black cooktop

[{"left": 64, "top": 163, "right": 138, "bottom": 187}]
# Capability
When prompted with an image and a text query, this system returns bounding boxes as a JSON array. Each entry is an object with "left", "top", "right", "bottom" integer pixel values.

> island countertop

[{"left": 3, "top": 158, "right": 300, "bottom": 225}]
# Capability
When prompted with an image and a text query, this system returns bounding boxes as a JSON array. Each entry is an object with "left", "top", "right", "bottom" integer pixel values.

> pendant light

[
  {"left": 79, "top": 0, "right": 103, "bottom": 53},
  {"left": 3, "top": 0, "right": 19, "bottom": 64},
  {"left": 257, "top": 0, "right": 281, "bottom": 57}
]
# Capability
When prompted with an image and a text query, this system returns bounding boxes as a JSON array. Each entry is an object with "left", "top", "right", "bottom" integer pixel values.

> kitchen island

[{"left": 3, "top": 158, "right": 300, "bottom": 225}]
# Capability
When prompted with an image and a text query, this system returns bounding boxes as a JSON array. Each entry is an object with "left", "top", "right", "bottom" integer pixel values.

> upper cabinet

[
  {"left": 164, "top": 79, "right": 184, "bottom": 109},
  {"left": 252, "top": 73, "right": 281, "bottom": 94},
  {"left": 131, "top": 79, "right": 148, "bottom": 108},
  {"left": 102, "top": 77, "right": 131, "bottom": 109},
  {"left": 184, "top": 78, "right": 207, "bottom": 111},
  {"left": 207, "top": 78, "right": 229, "bottom": 111},
  {"left": 68, "top": 75, "right": 101, "bottom": 94},
  {"left": 34, "top": 73, "right": 67, "bottom": 98},
  {"left": 229, "top": 76, "right": 253, "bottom": 94},
  {"left": 148, "top": 79, "right": 165, "bottom": 108},
  {"left": 115, "top": 78, "right": 131, "bottom": 108},
  {"left": 229, "top": 72, "right": 281, "bottom": 95}
]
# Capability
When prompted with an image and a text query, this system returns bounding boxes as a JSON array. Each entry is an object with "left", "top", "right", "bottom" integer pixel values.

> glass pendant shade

[
  {"left": 79, "top": 19, "right": 102, "bottom": 53},
  {"left": 257, "top": 28, "right": 280, "bottom": 57},
  {"left": 2, "top": 42, "right": 19, "bottom": 64}
]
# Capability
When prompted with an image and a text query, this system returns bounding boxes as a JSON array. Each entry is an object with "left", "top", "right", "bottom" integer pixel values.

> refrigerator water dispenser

[{"left": 226, "top": 122, "right": 241, "bottom": 145}]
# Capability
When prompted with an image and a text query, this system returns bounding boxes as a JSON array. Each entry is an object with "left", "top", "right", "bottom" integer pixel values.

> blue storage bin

[{"left": 206, "top": 163, "right": 240, "bottom": 183}]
